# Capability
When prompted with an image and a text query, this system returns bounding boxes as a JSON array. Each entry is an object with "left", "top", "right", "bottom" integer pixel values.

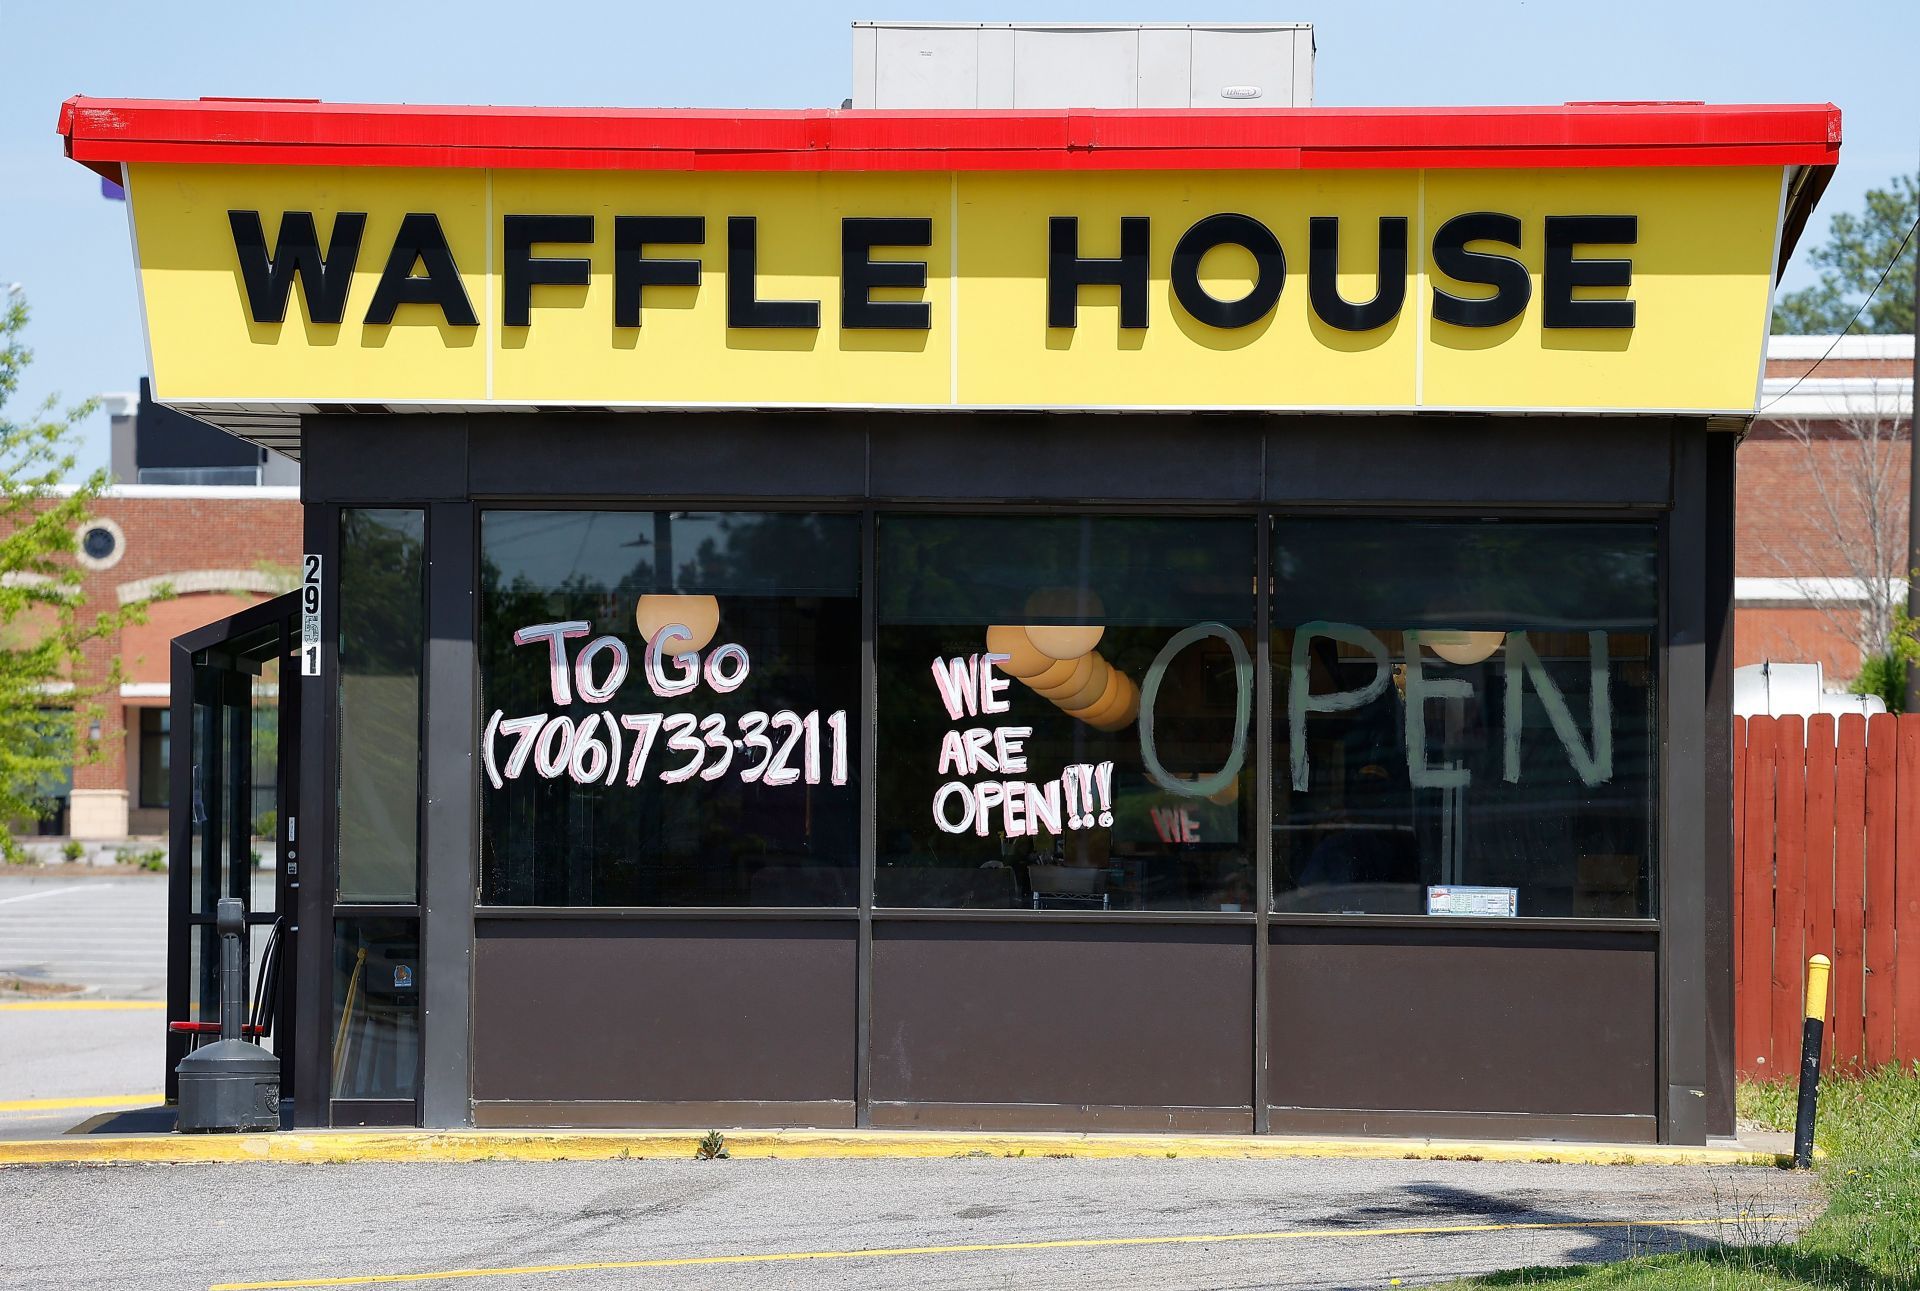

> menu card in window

[{"left": 1427, "top": 885, "right": 1518, "bottom": 917}]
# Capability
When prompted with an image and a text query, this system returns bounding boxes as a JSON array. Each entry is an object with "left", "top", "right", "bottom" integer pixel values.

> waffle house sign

[{"left": 81, "top": 101, "right": 1832, "bottom": 414}]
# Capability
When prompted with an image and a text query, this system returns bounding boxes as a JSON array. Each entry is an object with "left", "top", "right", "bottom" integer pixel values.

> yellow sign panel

[{"left": 127, "top": 162, "right": 1785, "bottom": 413}]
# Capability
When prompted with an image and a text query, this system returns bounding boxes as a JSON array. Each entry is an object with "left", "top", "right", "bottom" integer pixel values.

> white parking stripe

[
  {"left": 0, "top": 878, "right": 168, "bottom": 1000},
  {"left": 0, "top": 884, "right": 115, "bottom": 906}
]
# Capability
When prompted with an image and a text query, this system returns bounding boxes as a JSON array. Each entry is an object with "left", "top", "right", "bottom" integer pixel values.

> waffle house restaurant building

[{"left": 60, "top": 97, "right": 1838, "bottom": 1143}]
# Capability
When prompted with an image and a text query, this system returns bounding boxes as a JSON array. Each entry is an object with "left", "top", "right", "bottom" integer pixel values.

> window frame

[
  {"left": 872, "top": 509, "right": 1263, "bottom": 916},
  {"left": 325, "top": 505, "right": 429, "bottom": 1126},
  {"left": 335, "top": 507, "right": 428, "bottom": 906},
  {"left": 462, "top": 499, "right": 1666, "bottom": 932},
  {"left": 473, "top": 502, "right": 870, "bottom": 913},
  {"left": 1266, "top": 512, "right": 1663, "bottom": 926}
]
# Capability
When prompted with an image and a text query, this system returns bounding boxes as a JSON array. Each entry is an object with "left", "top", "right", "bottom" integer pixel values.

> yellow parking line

[
  {"left": 0, "top": 1000, "right": 164, "bottom": 1012},
  {"left": 210, "top": 1214, "right": 1798, "bottom": 1289},
  {"left": 0, "top": 1093, "right": 164, "bottom": 1113}
]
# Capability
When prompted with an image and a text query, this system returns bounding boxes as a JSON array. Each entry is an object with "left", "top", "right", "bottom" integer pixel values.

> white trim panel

[
  {"left": 1767, "top": 334, "right": 1915, "bottom": 360},
  {"left": 116, "top": 567, "right": 291, "bottom": 605},
  {"left": 1757, "top": 376, "right": 1911, "bottom": 419},
  {"left": 45, "top": 484, "right": 302, "bottom": 501},
  {"left": 1736, "top": 576, "right": 1904, "bottom": 605}
]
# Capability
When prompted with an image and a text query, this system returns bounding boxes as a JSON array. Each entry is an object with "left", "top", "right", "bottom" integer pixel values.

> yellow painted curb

[
  {"left": 0, "top": 1126, "right": 1795, "bottom": 1168},
  {"left": 0, "top": 1093, "right": 164, "bottom": 1114},
  {"left": 0, "top": 1000, "right": 164, "bottom": 1012}
]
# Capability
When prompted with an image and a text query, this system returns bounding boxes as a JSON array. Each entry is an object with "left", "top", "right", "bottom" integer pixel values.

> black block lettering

[
  {"left": 1170, "top": 213, "right": 1285, "bottom": 329},
  {"left": 841, "top": 217, "right": 932, "bottom": 330},
  {"left": 364, "top": 213, "right": 477, "bottom": 326},
  {"left": 1048, "top": 216, "right": 1151, "bottom": 328},
  {"left": 1308, "top": 216, "right": 1408, "bottom": 332},
  {"left": 726, "top": 216, "right": 820, "bottom": 329},
  {"left": 1431, "top": 212, "right": 1531, "bottom": 329},
  {"left": 503, "top": 214, "right": 592, "bottom": 327},
  {"left": 1544, "top": 215, "right": 1637, "bottom": 329},
  {"left": 613, "top": 216, "right": 703, "bottom": 327},
  {"left": 229, "top": 210, "right": 365, "bottom": 325}
]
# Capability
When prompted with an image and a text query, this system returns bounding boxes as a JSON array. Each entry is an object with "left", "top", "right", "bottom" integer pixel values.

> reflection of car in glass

[{"left": 1272, "top": 818, "right": 1422, "bottom": 913}]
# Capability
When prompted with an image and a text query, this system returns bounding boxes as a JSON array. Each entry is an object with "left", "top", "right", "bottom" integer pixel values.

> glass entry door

[{"left": 164, "top": 591, "right": 301, "bottom": 1103}]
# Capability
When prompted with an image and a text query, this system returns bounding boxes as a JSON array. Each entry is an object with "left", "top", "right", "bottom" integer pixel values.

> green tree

[
  {"left": 1851, "top": 652, "right": 1906, "bottom": 713},
  {"left": 1773, "top": 172, "right": 1917, "bottom": 334},
  {"left": 0, "top": 291, "right": 153, "bottom": 858},
  {"left": 1853, "top": 605, "right": 1920, "bottom": 714}
]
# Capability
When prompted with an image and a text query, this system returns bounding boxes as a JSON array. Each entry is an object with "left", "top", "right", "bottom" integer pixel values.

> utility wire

[{"left": 1760, "top": 211, "right": 1920, "bottom": 412}]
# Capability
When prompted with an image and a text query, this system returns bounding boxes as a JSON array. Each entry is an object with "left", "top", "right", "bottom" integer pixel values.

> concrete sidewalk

[{"left": 0, "top": 1121, "right": 1802, "bottom": 1167}]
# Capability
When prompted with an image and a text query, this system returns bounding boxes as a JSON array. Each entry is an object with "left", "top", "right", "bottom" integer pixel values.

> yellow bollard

[{"left": 1793, "top": 954, "right": 1831, "bottom": 1168}]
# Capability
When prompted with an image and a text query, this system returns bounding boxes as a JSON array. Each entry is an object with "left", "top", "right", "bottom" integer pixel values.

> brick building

[
  {"left": 1739, "top": 334, "right": 1913, "bottom": 684},
  {"left": 57, "top": 484, "right": 300, "bottom": 839}
]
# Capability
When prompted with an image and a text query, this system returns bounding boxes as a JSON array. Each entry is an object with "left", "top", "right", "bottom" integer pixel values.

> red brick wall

[
  {"left": 1764, "top": 359, "right": 1908, "bottom": 379},
  {"left": 1734, "top": 606, "right": 1865, "bottom": 679},
  {"left": 1734, "top": 429, "right": 1905, "bottom": 579}
]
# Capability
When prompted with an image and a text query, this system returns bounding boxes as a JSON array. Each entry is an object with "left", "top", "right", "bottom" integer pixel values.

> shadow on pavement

[
  {"left": 65, "top": 1101, "right": 294, "bottom": 1135},
  {"left": 1314, "top": 1178, "right": 1868, "bottom": 1288},
  {"left": 67, "top": 1105, "right": 176, "bottom": 1135}
]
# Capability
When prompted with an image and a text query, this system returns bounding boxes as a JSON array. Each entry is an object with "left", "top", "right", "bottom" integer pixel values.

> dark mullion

[
  {"left": 856, "top": 506, "right": 878, "bottom": 1128},
  {"left": 1253, "top": 513, "right": 1273, "bottom": 1132},
  {"left": 292, "top": 503, "right": 340, "bottom": 1128},
  {"left": 275, "top": 615, "right": 302, "bottom": 1102},
  {"left": 164, "top": 640, "right": 194, "bottom": 1099}
]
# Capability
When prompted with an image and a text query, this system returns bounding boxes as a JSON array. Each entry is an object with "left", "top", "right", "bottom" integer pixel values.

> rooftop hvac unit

[{"left": 851, "top": 21, "right": 1314, "bottom": 110}]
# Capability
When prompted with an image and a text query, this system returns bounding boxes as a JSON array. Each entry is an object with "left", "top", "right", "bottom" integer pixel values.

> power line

[{"left": 1761, "top": 212, "right": 1920, "bottom": 413}]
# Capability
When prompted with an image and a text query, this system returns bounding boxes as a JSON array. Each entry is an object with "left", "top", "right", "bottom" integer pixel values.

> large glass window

[
  {"left": 336, "top": 509, "right": 425, "bottom": 904},
  {"left": 250, "top": 677, "right": 279, "bottom": 841},
  {"left": 331, "top": 917, "right": 419, "bottom": 1101},
  {"left": 877, "top": 515, "right": 1255, "bottom": 912},
  {"left": 1271, "top": 520, "right": 1658, "bottom": 919},
  {"left": 479, "top": 510, "right": 861, "bottom": 906}
]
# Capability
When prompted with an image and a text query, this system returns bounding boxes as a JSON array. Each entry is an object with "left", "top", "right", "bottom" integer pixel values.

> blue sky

[{"left": 4, "top": 0, "right": 1915, "bottom": 477}]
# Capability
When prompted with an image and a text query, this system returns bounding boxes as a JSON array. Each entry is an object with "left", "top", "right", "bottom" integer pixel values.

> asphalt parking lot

[
  {"left": 0, "top": 872, "right": 1821, "bottom": 1291},
  {"left": 0, "top": 872, "right": 169, "bottom": 998},
  {"left": 0, "top": 1155, "right": 1818, "bottom": 1291},
  {"left": 0, "top": 872, "right": 169, "bottom": 1138}
]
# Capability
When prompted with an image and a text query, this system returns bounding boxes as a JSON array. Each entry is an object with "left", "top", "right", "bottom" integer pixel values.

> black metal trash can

[
  {"left": 175, "top": 896, "right": 281, "bottom": 1133},
  {"left": 176, "top": 1040, "right": 281, "bottom": 1132}
]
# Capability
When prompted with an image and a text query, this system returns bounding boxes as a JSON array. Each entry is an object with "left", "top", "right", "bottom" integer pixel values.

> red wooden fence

[{"left": 1734, "top": 713, "right": 1920, "bottom": 1078}]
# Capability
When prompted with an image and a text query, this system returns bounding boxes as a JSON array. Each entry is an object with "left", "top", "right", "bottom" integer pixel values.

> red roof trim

[{"left": 60, "top": 97, "right": 1840, "bottom": 178}]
